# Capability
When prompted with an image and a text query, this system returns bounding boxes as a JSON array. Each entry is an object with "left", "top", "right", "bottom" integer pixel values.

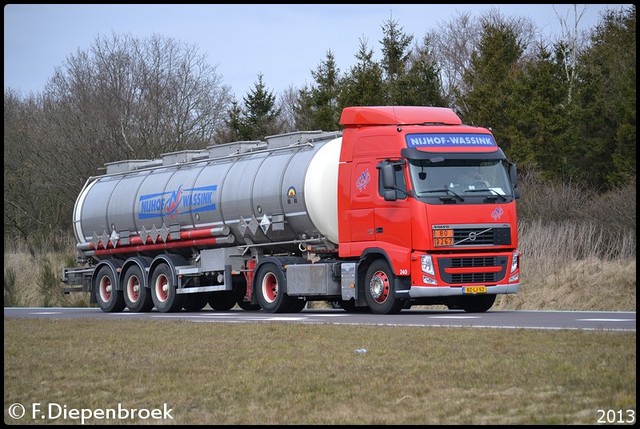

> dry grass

[
  {"left": 493, "top": 219, "right": 636, "bottom": 312},
  {"left": 4, "top": 251, "right": 90, "bottom": 308},
  {"left": 3, "top": 318, "right": 636, "bottom": 425},
  {"left": 4, "top": 218, "right": 636, "bottom": 311}
]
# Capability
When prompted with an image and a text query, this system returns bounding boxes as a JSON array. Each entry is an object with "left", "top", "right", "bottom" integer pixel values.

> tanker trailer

[
  {"left": 63, "top": 130, "right": 343, "bottom": 313},
  {"left": 63, "top": 106, "right": 521, "bottom": 314}
]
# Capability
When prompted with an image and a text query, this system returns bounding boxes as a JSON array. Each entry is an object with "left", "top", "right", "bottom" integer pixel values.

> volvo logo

[{"left": 468, "top": 231, "right": 478, "bottom": 241}]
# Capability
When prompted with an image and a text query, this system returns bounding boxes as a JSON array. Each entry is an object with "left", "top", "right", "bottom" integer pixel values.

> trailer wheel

[
  {"left": 363, "top": 259, "right": 405, "bottom": 314},
  {"left": 255, "top": 262, "right": 295, "bottom": 313},
  {"left": 150, "top": 263, "right": 183, "bottom": 312},
  {"left": 122, "top": 265, "right": 153, "bottom": 312},
  {"left": 94, "top": 266, "right": 125, "bottom": 313},
  {"left": 459, "top": 294, "right": 496, "bottom": 313}
]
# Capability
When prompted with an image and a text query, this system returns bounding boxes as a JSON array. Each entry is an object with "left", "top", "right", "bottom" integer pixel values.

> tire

[
  {"left": 337, "top": 299, "right": 371, "bottom": 313},
  {"left": 288, "top": 298, "right": 307, "bottom": 313},
  {"left": 122, "top": 265, "right": 153, "bottom": 312},
  {"left": 234, "top": 275, "right": 261, "bottom": 311},
  {"left": 150, "top": 263, "right": 184, "bottom": 313},
  {"left": 208, "top": 291, "right": 237, "bottom": 311},
  {"left": 459, "top": 294, "right": 496, "bottom": 313},
  {"left": 183, "top": 293, "right": 209, "bottom": 311},
  {"left": 94, "top": 265, "right": 126, "bottom": 313},
  {"left": 363, "top": 259, "right": 405, "bottom": 314},
  {"left": 254, "top": 262, "right": 295, "bottom": 313},
  {"left": 238, "top": 301, "right": 261, "bottom": 311}
]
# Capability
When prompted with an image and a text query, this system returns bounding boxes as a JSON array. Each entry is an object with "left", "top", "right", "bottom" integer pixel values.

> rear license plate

[{"left": 463, "top": 286, "right": 487, "bottom": 294}]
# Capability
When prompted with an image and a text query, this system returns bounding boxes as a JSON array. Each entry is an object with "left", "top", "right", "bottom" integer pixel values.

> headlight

[
  {"left": 510, "top": 251, "right": 520, "bottom": 273},
  {"left": 421, "top": 255, "right": 435, "bottom": 275}
]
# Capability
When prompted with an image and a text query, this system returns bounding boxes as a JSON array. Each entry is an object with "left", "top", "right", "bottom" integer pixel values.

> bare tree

[
  {"left": 425, "top": 7, "right": 536, "bottom": 112},
  {"left": 4, "top": 33, "right": 233, "bottom": 240},
  {"left": 553, "top": 4, "right": 589, "bottom": 103}
]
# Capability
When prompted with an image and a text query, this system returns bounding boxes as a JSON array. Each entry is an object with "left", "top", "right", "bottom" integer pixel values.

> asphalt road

[{"left": 4, "top": 307, "right": 636, "bottom": 332}]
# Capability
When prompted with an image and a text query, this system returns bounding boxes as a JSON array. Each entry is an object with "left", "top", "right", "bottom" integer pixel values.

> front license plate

[{"left": 463, "top": 286, "right": 487, "bottom": 294}]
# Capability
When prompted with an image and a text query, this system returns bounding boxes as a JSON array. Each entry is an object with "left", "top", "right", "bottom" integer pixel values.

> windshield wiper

[
  {"left": 464, "top": 188, "right": 507, "bottom": 201},
  {"left": 420, "top": 188, "right": 465, "bottom": 202}
]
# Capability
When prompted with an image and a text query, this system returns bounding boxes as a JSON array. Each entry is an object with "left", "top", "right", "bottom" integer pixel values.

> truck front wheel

[
  {"left": 363, "top": 259, "right": 405, "bottom": 314},
  {"left": 94, "top": 266, "right": 125, "bottom": 313},
  {"left": 255, "top": 262, "right": 295, "bottom": 313},
  {"left": 150, "top": 263, "right": 183, "bottom": 313}
]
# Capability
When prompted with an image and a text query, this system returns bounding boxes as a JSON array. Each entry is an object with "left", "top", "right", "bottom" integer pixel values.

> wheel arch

[
  {"left": 149, "top": 253, "right": 187, "bottom": 285},
  {"left": 91, "top": 259, "right": 124, "bottom": 292},
  {"left": 357, "top": 248, "right": 410, "bottom": 300}
]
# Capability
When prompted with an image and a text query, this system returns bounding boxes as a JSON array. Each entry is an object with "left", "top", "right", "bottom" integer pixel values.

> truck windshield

[{"left": 408, "top": 159, "right": 512, "bottom": 200}]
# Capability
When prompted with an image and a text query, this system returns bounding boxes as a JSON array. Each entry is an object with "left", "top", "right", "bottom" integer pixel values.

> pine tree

[
  {"left": 241, "top": 73, "right": 282, "bottom": 140},
  {"left": 338, "top": 37, "right": 385, "bottom": 107},
  {"left": 394, "top": 36, "right": 446, "bottom": 107},
  {"left": 307, "top": 50, "right": 342, "bottom": 131},
  {"left": 380, "top": 17, "right": 413, "bottom": 104}
]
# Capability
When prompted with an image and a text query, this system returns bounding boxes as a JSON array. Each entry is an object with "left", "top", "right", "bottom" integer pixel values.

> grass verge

[{"left": 3, "top": 318, "right": 636, "bottom": 425}]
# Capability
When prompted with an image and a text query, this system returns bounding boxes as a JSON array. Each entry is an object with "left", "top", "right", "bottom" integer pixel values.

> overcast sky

[{"left": 3, "top": 4, "right": 630, "bottom": 99}]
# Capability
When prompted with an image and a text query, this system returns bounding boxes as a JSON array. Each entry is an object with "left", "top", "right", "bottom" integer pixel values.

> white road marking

[
  {"left": 309, "top": 314, "right": 349, "bottom": 317},
  {"left": 429, "top": 316, "right": 481, "bottom": 319}
]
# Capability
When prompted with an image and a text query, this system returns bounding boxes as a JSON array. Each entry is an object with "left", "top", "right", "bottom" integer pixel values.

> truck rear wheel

[
  {"left": 94, "top": 266, "right": 125, "bottom": 313},
  {"left": 234, "top": 276, "right": 261, "bottom": 311},
  {"left": 363, "top": 259, "right": 405, "bottom": 314},
  {"left": 150, "top": 263, "right": 183, "bottom": 312},
  {"left": 255, "top": 262, "right": 295, "bottom": 313},
  {"left": 122, "top": 265, "right": 153, "bottom": 312},
  {"left": 289, "top": 298, "right": 307, "bottom": 313}
]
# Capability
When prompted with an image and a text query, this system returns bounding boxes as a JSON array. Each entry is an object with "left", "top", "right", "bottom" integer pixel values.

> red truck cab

[{"left": 337, "top": 106, "right": 521, "bottom": 313}]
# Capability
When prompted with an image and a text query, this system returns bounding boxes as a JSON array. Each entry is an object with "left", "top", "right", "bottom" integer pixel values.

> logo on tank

[
  {"left": 138, "top": 185, "right": 217, "bottom": 219},
  {"left": 286, "top": 186, "right": 298, "bottom": 204}
]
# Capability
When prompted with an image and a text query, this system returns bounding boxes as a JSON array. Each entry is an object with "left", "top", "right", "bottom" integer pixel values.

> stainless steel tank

[{"left": 73, "top": 131, "right": 342, "bottom": 259}]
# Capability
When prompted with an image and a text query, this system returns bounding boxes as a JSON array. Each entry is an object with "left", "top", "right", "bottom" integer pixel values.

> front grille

[
  {"left": 438, "top": 256, "right": 508, "bottom": 284},
  {"left": 453, "top": 227, "right": 510, "bottom": 246},
  {"left": 453, "top": 228, "right": 495, "bottom": 245},
  {"left": 450, "top": 257, "right": 496, "bottom": 267},
  {"left": 451, "top": 272, "right": 497, "bottom": 283}
]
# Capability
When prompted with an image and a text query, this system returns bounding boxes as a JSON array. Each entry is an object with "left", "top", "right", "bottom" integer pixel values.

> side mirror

[
  {"left": 383, "top": 190, "right": 397, "bottom": 202},
  {"left": 509, "top": 163, "right": 518, "bottom": 188},
  {"left": 381, "top": 164, "right": 397, "bottom": 189}
]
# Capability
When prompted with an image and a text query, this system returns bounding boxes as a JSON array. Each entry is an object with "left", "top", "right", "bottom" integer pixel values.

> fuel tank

[{"left": 73, "top": 131, "right": 342, "bottom": 259}]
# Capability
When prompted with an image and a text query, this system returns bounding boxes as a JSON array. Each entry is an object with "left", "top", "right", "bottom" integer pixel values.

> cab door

[
  {"left": 374, "top": 160, "right": 412, "bottom": 250},
  {"left": 349, "top": 161, "right": 375, "bottom": 242}
]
